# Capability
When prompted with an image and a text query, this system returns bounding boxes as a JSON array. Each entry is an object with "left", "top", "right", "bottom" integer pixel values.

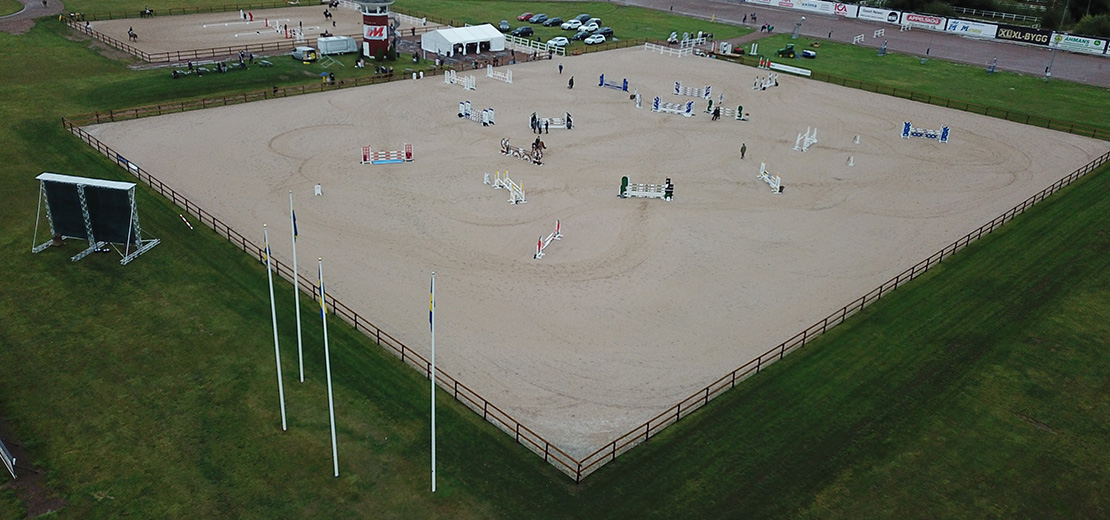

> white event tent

[{"left": 420, "top": 24, "right": 506, "bottom": 58}]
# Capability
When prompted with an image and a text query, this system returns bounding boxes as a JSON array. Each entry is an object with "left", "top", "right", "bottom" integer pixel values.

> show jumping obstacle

[
  {"left": 459, "top": 101, "right": 495, "bottom": 126},
  {"left": 674, "top": 81, "right": 711, "bottom": 99},
  {"left": 486, "top": 64, "right": 512, "bottom": 83},
  {"left": 598, "top": 74, "right": 629, "bottom": 92},
  {"left": 619, "top": 176, "right": 673, "bottom": 200},
  {"left": 530, "top": 112, "right": 573, "bottom": 130},
  {"left": 483, "top": 171, "right": 526, "bottom": 204},
  {"left": 794, "top": 127, "right": 817, "bottom": 152},
  {"left": 901, "top": 121, "right": 950, "bottom": 143},
  {"left": 752, "top": 73, "right": 778, "bottom": 90},
  {"left": 444, "top": 69, "right": 476, "bottom": 90},
  {"left": 500, "top": 138, "right": 543, "bottom": 166},
  {"left": 533, "top": 220, "right": 563, "bottom": 259},
  {"left": 759, "top": 162, "right": 784, "bottom": 193},
  {"left": 652, "top": 97, "right": 695, "bottom": 117},
  {"left": 361, "top": 144, "right": 413, "bottom": 164}
]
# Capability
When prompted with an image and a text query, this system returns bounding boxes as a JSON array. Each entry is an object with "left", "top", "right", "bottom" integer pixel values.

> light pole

[
  {"left": 1045, "top": 0, "right": 1070, "bottom": 80},
  {"left": 791, "top": 16, "right": 805, "bottom": 40}
]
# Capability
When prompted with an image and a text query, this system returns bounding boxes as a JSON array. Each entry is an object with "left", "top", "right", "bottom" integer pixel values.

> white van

[{"left": 291, "top": 46, "right": 318, "bottom": 61}]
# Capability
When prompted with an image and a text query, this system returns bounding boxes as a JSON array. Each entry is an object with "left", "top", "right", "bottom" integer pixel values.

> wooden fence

[
  {"left": 60, "top": 48, "right": 1110, "bottom": 481},
  {"left": 574, "top": 149, "right": 1110, "bottom": 479},
  {"left": 60, "top": 117, "right": 583, "bottom": 480}
]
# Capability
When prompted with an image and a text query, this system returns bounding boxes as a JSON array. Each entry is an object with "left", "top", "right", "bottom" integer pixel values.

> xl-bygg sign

[
  {"left": 364, "top": 25, "right": 387, "bottom": 40},
  {"left": 995, "top": 24, "right": 1050, "bottom": 46}
]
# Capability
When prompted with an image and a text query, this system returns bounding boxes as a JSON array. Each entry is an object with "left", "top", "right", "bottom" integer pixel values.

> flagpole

[
  {"left": 290, "top": 191, "right": 304, "bottom": 383},
  {"left": 430, "top": 271, "right": 436, "bottom": 493},
  {"left": 265, "top": 225, "right": 287, "bottom": 431},
  {"left": 320, "top": 258, "right": 339, "bottom": 477}
]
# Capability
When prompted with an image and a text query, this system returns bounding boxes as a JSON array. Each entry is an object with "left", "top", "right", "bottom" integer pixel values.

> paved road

[
  {"left": 618, "top": 0, "right": 1110, "bottom": 87},
  {"left": 7, "top": 0, "right": 1109, "bottom": 85}
]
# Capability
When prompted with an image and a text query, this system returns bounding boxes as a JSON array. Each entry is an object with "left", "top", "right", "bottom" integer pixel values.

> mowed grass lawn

[
  {"left": 743, "top": 34, "right": 1110, "bottom": 134},
  {"left": 1, "top": 5, "right": 1108, "bottom": 519}
]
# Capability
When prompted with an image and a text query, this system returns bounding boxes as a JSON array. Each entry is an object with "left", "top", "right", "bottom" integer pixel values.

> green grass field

[
  {"left": 0, "top": 3, "right": 1107, "bottom": 518},
  {"left": 0, "top": 0, "right": 24, "bottom": 17}
]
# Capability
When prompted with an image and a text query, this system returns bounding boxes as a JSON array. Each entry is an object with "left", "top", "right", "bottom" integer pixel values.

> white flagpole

[
  {"left": 265, "top": 225, "right": 287, "bottom": 431},
  {"left": 290, "top": 191, "right": 304, "bottom": 383},
  {"left": 320, "top": 258, "right": 339, "bottom": 477},
  {"left": 430, "top": 271, "right": 436, "bottom": 493}
]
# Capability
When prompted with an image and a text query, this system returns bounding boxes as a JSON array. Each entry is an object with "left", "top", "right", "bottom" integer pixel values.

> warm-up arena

[{"left": 82, "top": 46, "right": 1108, "bottom": 459}]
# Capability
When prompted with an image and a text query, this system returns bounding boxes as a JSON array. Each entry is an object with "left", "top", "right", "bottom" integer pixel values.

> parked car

[
  {"left": 582, "top": 22, "right": 600, "bottom": 33},
  {"left": 573, "top": 14, "right": 591, "bottom": 23},
  {"left": 543, "top": 17, "right": 563, "bottom": 27},
  {"left": 571, "top": 29, "right": 590, "bottom": 41},
  {"left": 586, "top": 18, "right": 601, "bottom": 27},
  {"left": 517, "top": 12, "right": 533, "bottom": 21},
  {"left": 584, "top": 34, "right": 606, "bottom": 45},
  {"left": 546, "top": 36, "right": 569, "bottom": 47},
  {"left": 561, "top": 19, "right": 581, "bottom": 30},
  {"left": 594, "top": 27, "right": 614, "bottom": 37},
  {"left": 511, "top": 26, "right": 534, "bottom": 37},
  {"left": 498, "top": 20, "right": 511, "bottom": 32},
  {"left": 529, "top": 14, "right": 548, "bottom": 24}
]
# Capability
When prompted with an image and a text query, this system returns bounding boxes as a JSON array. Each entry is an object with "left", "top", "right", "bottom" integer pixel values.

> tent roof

[{"left": 431, "top": 24, "right": 503, "bottom": 44}]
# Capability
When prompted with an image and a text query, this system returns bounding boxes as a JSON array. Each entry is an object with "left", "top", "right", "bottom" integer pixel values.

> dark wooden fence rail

[
  {"left": 575, "top": 149, "right": 1110, "bottom": 479},
  {"left": 60, "top": 118, "right": 582, "bottom": 480},
  {"left": 71, "top": 2, "right": 290, "bottom": 21},
  {"left": 61, "top": 47, "right": 1110, "bottom": 481},
  {"left": 65, "top": 19, "right": 361, "bottom": 63}
]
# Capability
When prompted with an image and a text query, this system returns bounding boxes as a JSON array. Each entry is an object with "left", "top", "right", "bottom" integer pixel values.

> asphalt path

[
  {"left": 4, "top": 0, "right": 1108, "bottom": 85},
  {"left": 619, "top": 0, "right": 1110, "bottom": 87}
]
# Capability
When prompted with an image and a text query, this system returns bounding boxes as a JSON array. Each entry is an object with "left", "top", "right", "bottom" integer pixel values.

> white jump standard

[
  {"left": 530, "top": 112, "right": 573, "bottom": 130},
  {"left": 483, "top": 171, "right": 526, "bottom": 204},
  {"left": 619, "top": 176, "right": 673, "bottom": 201},
  {"left": 459, "top": 101, "right": 495, "bottom": 126},
  {"left": 444, "top": 69, "right": 476, "bottom": 90},
  {"left": 901, "top": 121, "right": 950, "bottom": 143},
  {"left": 598, "top": 74, "right": 629, "bottom": 92},
  {"left": 486, "top": 64, "right": 512, "bottom": 83},
  {"left": 794, "top": 127, "right": 817, "bottom": 152},
  {"left": 533, "top": 220, "right": 563, "bottom": 259},
  {"left": 752, "top": 73, "right": 778, "bottom": 90},
  {"left": 652, "top": 97, "right": 695, "bottom": 117},
  {"left": 674, "top": 81, "right": 711, "bottom": 99},
  {"left": 361, "top": 144, "right": 414, "bottom": 164},
  {"left": 759, "top": 162, "right": 784, "bottom": 193}
]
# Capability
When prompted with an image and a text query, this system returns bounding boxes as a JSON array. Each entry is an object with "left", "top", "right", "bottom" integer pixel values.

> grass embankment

[
  {"left": 1, "top": 5, "right": 1108, "bottom": 519},
  {"left": 746, "top": 33, "right": 1110, "bottom": 134},
  {"left": 0, "top": 0, "right": 24, "bottom": 17}
]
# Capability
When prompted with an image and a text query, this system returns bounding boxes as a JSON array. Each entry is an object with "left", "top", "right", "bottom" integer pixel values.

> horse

[
  {"left": 140, "top": 8, "right": 153, "bottom": 18},
  {"left": 128, "top": 30, "right": 138, "bottom": 42}
]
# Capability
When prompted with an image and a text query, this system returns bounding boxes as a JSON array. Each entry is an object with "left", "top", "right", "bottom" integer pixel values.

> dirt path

[{"left": 0, "top": 0, "right": 64, "bottom": 34}]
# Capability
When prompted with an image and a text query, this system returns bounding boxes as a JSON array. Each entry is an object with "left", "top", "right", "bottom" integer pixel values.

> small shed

[{"left": 420, "top": 24, "right": 505, "bottom": 58}]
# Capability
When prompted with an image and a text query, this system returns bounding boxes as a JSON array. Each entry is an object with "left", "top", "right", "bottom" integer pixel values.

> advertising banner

[
  {"left": 1049, "top": 33, "right": 1108, "bottom": 54},
  {"left": 792, "top": 0, "right": 854, "bottom": 16},
  {"left": 744, "top": 0, "right": 777, "bottom": 7},
  {"left": 858, "top": 6, "right": 902, "bottom": 24},
  {"left": 900, "top": 13, "right": 946, "bottom": 31},
  {"left": 945, "top": 19, "right": 998, "bottom": 39},
  {"left": 995, "top": 24, "right": 1051, "bottom": 46}
]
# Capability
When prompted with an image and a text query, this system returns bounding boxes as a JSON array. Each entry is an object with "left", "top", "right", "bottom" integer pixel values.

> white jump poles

[{"left": 534, "top": 220, "right": 563, "bottom": 259}]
